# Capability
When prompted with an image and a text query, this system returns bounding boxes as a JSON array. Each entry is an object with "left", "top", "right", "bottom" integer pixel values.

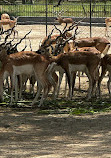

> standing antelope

[
  {"left": 55, "top": 15, "right": 75, "bottom": 27},
  {"left": 0, "top": 46, "right": 58, "bottom": 107},
  {"left": 47, "top": 49, "right": 101, "bottom": 100},
  {"left": 105, "top": 17, "right": 111, "bottom": 37},
  {"left": 73, "top": 37, "right": 110, "bottom": 55},
  {"left": 1, "top": 13, "right": 10, "bottom": 20},
  {"left": 67, "top": 36, "right": 110, "bottom": 90},
  {"left": 0, "top": 13, "right": 18, "bottom": 37},
  {"left": 98, "top": 54, "right": 111, "bottom": 97},
  {"left": 39, "top": 23, "right": 77, "bottom": 97}
]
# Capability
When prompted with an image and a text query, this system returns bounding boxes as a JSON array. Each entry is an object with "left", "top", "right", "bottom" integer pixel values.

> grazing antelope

[{"left": 105, "top": 17, "right": 111, "bottom": 37}]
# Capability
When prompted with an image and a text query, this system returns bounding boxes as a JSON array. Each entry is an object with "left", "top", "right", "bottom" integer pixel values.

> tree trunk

[
  {"left": 22, "top": 0, "right": 25, "bottom": 4},
  {"left": 30, "top": 0, "right": 33, "bottom": 4}
]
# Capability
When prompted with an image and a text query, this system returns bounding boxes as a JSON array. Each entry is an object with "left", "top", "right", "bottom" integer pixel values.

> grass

[{"left": 36, "top": 98, "right": 111, "bottom": 115}]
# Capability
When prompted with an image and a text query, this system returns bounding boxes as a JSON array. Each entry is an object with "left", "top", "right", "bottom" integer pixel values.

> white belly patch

[
  {"left": 13, "top": 64, "right": 34, "bottom": 75},
  {"left": 3, "top": 24, "right": 10, "bottom": 31},
  {"left": 69, "top": 64, "right": 87, "bottom": 73}
]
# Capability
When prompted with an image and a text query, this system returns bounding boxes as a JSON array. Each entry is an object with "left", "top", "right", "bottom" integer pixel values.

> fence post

[
  {"left": 46, "top": 0, "right": 48, "bottom": 36},
  {"left": 90, "top": 0, "right": 92, "bottom": 37}
]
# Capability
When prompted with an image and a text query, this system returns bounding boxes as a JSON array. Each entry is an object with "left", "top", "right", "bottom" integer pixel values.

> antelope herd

[{"left": 0, "top": 13, "right": 111, "bottom": 107}]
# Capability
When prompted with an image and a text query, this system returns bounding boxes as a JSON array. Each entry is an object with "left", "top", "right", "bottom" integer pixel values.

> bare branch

[
  {"left": 38, "top": 23, "right": 77, "bottom": 53},
  {"left": 41, "top": 28, "right": 54, "bottom": 47},
  {"left": 21, "top": 40, "right": 27, "bottom": 52},
  {"left": 0, "top": 26, "right": 15, "bottom": 36},
  {"left": 52, "top": 26, "right": 78, "bottom": 55},
  {"left": 12, "top": 29, "right": 32, "bottom": 50},
  {"left": 62, "top": 23, "right": 68, "bottom": 32},
  {"left": 53, "top": 24, "right": 62, "bottom": 35},
  {"left": 54, "top": 0, "right": 63, "bottom": 7},
  {"left": 4, "top": 26, "right": 15, "bottom": 43},
  {"left": 28, "top": 37, "right": 32, "bottom": 51}
]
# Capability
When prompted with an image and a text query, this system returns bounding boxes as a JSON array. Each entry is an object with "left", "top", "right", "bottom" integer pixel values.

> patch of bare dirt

[
  {"left": 0, "top": 107, "right": 111, "bottom": 158},
  {"left": 0, "top": 25, "right": 111, "bottom": 158}
]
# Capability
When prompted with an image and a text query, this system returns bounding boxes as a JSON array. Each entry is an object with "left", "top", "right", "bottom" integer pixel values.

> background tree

[{"left": 22, "top": 0, "right": 26, "bottom": 4}]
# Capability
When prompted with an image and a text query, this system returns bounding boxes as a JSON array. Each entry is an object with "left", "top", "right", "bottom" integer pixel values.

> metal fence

[
  {"left": 0, "top": 2, "right": 111, "bottom": 18},
  {"left": 0, "top": 1, "right": 111, "bottom": 38}
]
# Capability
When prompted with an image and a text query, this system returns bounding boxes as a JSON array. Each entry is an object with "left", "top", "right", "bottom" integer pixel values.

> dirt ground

[
  {"left": 0, "top": 25, "right": 111, "bottom": 158},
  {"left": 0, "top": 107, "right": 111, "bottom": 158}
]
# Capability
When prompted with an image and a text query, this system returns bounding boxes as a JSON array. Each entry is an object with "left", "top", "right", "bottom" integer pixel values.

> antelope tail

[
  {"left": 101, "top": 43, "right": 111, "bottom": 58},
  {"left": 46, "top": 62, "right": 57, "bottom": 86}
]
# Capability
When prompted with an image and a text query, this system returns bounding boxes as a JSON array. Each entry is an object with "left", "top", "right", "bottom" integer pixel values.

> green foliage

[
  {"left": 69, "top": 108, "right": 95, "bottom": 115},
  {"left": 37, "top": 99, "right": 111, "bottom": 115},
  {"left": 2, "top": 89, "right": 111, "bottom": 115}
]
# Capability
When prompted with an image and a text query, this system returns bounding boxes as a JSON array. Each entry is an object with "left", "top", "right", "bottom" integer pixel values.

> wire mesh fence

[
  {"left": 0, "top": 0, "right": 111, "bottom": 46},
  {"left": 0, "top": 1, "right": 111, "bottom": 17}
]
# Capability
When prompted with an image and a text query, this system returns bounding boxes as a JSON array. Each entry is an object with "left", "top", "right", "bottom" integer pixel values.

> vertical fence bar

[
  {"left": 46, "top": 0, "right": 48, "bottom": 36},
  {"left": 90, "top": 0, "right": 92, "bottom": 37}
]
